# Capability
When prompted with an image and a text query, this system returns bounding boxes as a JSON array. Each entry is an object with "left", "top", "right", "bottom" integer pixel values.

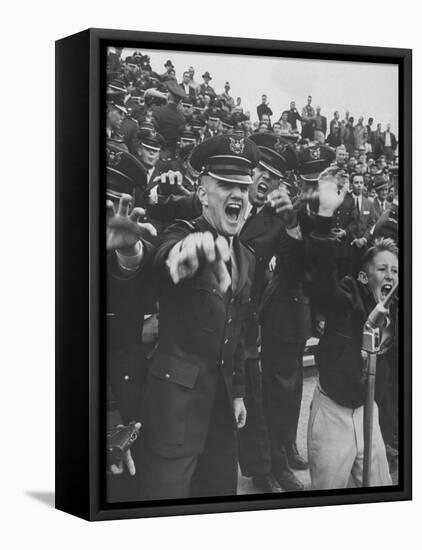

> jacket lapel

[
  {"left": 232, "top": 236, "right": 251, "bottom": 296},
  {"left": 240, "top": 205, "right": 271, "bottom": 244}
]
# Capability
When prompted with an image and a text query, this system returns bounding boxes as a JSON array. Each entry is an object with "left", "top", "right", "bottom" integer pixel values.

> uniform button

[
  {"left": 124, "top": 375, "right": 130, "bottom": 381},
  {"left": 212, "top": 288, "right": 217, "bottom": 293},
  {"left": 293, "top": 297, "right": 298, "bottom": 302},
  {"left": 227, "top": 318, "right": 232, "bottom": 324},
  {"left": 224, "top": 338, "right": 229, "bottom": 344},
  {"left": 232, "top": 371, "right": 236, "bottom": 376},
  {"left": 230, "top": 298, "right": 235, "bottom": 304},
  {"left": 165, "top": 373, "right": 171, "bottom": 379},
  {"left": 221, "top": 360, "right": 225, "bottom": 366}
]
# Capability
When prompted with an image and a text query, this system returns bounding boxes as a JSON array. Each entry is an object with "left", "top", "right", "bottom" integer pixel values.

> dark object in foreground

[{"left": 107, "top": 422, "right": 140, "bottom": 467}]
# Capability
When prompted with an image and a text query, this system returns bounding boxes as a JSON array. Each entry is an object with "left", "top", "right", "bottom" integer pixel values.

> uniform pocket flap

[{"left": 150, "top": 355, "right": 200, "bottom": 389}]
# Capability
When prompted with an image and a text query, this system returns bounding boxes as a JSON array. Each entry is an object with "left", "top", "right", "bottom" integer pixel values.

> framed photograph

[{"left": 55, "top": 28, "right": 412, "bottom": 521}]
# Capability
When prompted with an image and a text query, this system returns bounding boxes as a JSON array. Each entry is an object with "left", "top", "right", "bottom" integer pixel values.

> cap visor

[
  {"left": 207, "top": 171, "right": 252, "bottom": 185},
  {"left": 259, "top": 160, "right": 283, "bottom": 179},
  {"left": 141, "top": 142, "right": 161, "bottom": 152}
]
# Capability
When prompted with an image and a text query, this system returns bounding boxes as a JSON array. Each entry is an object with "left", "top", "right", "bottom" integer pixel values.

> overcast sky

[{"left": 119, "top": 47, "right": 398, "bottom": 135}]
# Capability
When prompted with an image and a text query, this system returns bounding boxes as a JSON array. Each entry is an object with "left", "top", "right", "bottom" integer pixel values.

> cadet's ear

[
  {"left": 197, "top": 183, "right": 208, "bottom": 207},
  {"left": 358, "top": 270, "right": 368, "bottom": 285}
]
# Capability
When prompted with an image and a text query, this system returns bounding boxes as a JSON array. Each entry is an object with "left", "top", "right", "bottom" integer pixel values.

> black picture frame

[{"left": 55, "top": 28, "right": 412, "bottom": 521}]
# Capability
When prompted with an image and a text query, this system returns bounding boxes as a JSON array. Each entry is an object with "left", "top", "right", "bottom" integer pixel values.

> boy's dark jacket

[{"left": 309, "top": 216, "right": 397, "bottom": 409}]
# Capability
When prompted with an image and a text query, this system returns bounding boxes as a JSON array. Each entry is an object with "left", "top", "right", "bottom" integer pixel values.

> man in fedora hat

[{"left": 199, "top": 71, "right": 216, "bottom": 98}]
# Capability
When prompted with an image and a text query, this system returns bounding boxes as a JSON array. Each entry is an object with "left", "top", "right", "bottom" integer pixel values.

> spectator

[
  {"left": 313, "top": 106, "right": 327, "bottom": 143},
  {"left": 286, "top": 101, "right": 302, "bottom": 131},
  {"left": 353, "top": 116, "right": 366, "bottom": 149},
  {"left": 179, "top": 70, "right": 196, "bottom": 100},
  {"left": 301, "top": 95, "right": 315, "bottom": 140},
  {"left": 380, "top": 123, "right": 398, "bottom": 162},
  {"left": 257, "top": 94, "right": 273, "bottom": 122},
  {"left": 199, "top": 71, "right": 216, "bottom": 98}
]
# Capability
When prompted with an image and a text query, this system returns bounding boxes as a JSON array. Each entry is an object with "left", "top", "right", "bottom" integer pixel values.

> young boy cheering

[{"left": 307, "top": 167, "right": 398, "bottom": 490}]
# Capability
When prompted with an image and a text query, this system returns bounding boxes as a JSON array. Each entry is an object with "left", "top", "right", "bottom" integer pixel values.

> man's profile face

[
  {"left": 352, "top": 175, "right": 364, "bottom": 195},
  {"left": 262, "top": 95, "right": 267, "bottom": 104},
  {"left": 249, "top": 166, "right": 280, "bottom": 207},
  {"left": 362, "top": 250, "right": 398, "bottom": 303},
  {"left": 307, "top": 96, "right": 312, "bottom": 105},
  {"left": 290, "top": 101, "right": 296, "bottom": 109},
  {"left": 108, "top": 108, "right": 124, "bottom": 130},
  {"left": 137, "top": 145, "right": 160, "bottom": 168},
  {"left": 334, "top": 111, "right": 339, "bottom": 120},
  {"left": 198, "top": 175, "right": 249, "bottom": 237}
]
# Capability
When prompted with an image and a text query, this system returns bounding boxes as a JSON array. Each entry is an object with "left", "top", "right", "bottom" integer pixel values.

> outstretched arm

[{"left": 166, "top": 231, "right": 232, "bottom": 293}]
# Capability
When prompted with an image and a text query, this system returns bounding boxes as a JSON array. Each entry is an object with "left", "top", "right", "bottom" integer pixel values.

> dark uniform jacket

[
  {"left": 152, "top": 103, "right": 186, "bottom": 153},
  {"left": 106, "top": 241, "right": 156, "bottom": 424},
  {"left": 332, "top": 193, "right": 360, "bottom": 258},
  {"left": 141, "top": 216, "right": 255, "bottom": 458},
  {"left": 309, "top": 216, "right": 397, "bottom": 409},
  {"left": 147, "top": 193, "right": 312, "bottom": 349},
  {"left": 260, "top": 226, "right": 313, "bottom": 344}
]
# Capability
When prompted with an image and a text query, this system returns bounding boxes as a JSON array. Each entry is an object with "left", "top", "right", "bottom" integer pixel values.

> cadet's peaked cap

[
  {"left": 106, "top": 143, "right": 147, "bottom": 201},
  {"left": 166, "top": 80, "right": 188, "bottom": 100},
  {"left": 137, "top": 128, "right": 165, "bottom": 151},
  {"left": 190, "top": 134, "right": 259, "bottom": 185},
  {"left": 179, "top": 128, "right": 198, "bottom": 143},
  {"left": 298, "top": 145, "right": 336, "bottom": 181},
  {"left": 249, "top": 133, "right": 291, "bottom": 178}
]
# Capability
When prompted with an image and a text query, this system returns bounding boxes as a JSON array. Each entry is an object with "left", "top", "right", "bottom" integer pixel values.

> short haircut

[
  {"left": 361, "top": 238, "right": 398, "bottom": 271},
  {"left": 350, "top": 172, "right": 364, "bottom": 183}
]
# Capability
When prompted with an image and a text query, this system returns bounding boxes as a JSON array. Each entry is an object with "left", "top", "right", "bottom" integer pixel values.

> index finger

[
  {"left": 117, "top": 194, "right": 133, "bottom": 217},
  {"left": 214, "top": 235, "right": 230, "bottom": 263}
]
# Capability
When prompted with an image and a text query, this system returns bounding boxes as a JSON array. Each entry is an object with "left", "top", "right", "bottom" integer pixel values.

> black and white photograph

[{"left": 105, "top": 44, "right": 404, "bottom": 504}]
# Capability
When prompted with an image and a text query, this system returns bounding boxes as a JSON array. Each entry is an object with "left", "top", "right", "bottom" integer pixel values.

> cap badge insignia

[
  {"left": 274, "top": 138, "right": 287, "bottom": 155},
  {"left": 106, "top": 147, "right": 123, "bottom": 168},
  {"left": 310, "top": 147, "right": 321, "bottom": 160},
  {"left": 229, "top": 137, "right": 245, "bottom": 155}
]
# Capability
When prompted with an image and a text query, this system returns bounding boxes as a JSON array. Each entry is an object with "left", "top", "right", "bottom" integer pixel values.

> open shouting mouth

[
  {"left": 380, "top": 282, "right": 393, "bottom": 300},
  {"left": 225, "top": 202, "right": 242, "bottom": 223}
]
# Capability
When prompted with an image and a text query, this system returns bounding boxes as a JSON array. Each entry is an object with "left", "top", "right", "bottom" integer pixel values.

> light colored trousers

[{"left": 307, "top": 384, "right": 392, "bottom": 490}]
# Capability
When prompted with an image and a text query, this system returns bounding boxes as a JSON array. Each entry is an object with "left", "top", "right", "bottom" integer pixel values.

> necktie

[{"left": 356, "top": 197, "right": 360, "bottom": 216}]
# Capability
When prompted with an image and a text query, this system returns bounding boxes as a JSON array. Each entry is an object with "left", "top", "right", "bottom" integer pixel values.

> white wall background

[{"left": 0, "top": 1, "right": 418, "bottom": 549}]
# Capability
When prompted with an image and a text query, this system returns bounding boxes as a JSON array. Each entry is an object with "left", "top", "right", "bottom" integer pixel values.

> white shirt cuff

[
  {"left": 116, "top": 241, "right": 144, "bottom": 273},
  {"left": 148, "top": 185, "right": 159, "bottom": 205}
]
